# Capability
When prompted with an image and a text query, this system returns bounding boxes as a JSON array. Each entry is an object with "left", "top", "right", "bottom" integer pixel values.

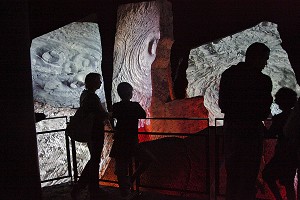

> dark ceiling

[{"left": 28, "top": 0, "right": 299, "bottom": 45}]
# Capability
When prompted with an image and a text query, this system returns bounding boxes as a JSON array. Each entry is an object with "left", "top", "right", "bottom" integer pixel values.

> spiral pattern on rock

[{"left": 112, "top": 1, "right": 160, "bottom": 127}]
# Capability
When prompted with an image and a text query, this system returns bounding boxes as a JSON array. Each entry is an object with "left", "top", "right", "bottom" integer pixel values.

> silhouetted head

[
  {"left": 117, "top": 82, "right": 133, "bottom": 101},
  {"left": 85, "top": 73, "right": 102, "bottom": 91},
  {"left": 245, "top": 42, "right": 270, "bottom": 71},
  {"left": 275, "top": 87, "right": 297, "bottom": 111}
]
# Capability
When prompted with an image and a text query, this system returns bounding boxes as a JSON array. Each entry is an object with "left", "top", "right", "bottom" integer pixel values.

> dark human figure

[
  {"left": 218, "top": 42, "right": 273, "bottom": 200},
  {"left": 284, "top": 97, "right": 300, "bottom": 200},
  {"left": 71, "top": 73, "right": 108, "bottom": 199},
  {"left": 110, "top": 82, "right": 152, "bottom": 199},
  {"left": 262, "top": 87, "right": 298, "bottom": 200}
]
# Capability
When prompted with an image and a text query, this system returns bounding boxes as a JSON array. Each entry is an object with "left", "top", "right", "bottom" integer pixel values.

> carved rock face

[
  {"left": 31, "top": 22, "right": 105, "bottom": 108},
  {"left": 31, "top": 2, "right": 162, "bottom": 186},
  {"left": 112, "top": 1, "right": 160, "bottom": 120},
  {"left": 31, "top": 1, "right": 161, "bottom": 117},
  {"left": 187, "top": 22, "right": 299, "bottom": 125},
  {"left": 31, "top": 1, "right": 299, "bottom": 188}
]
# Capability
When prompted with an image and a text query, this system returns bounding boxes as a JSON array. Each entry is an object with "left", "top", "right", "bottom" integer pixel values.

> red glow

[{"left": 138, "top": 126, "right": 150, "bottom": 142}]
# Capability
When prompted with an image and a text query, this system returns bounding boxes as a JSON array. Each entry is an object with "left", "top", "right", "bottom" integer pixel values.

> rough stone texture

[
  {"left": 31, "top": 22, "right": 105, "bottom": 108},
  {"left": 30, "top": 2, "right": 295, "bottom": 198},
  {"left": 187, "top": 22, "right": 300, "bottom": 125},
  {"left": 148, "top": 36, "right": 208, "bottom": 140},
  {"left": 112, "top": 1, "right": 161, "bottom": 120},
  {"left": 35, "top": 102, "right": 114, "bottom": 186},
  {"left": 32, "top": 1, "right": 168, "bottom": 186}
]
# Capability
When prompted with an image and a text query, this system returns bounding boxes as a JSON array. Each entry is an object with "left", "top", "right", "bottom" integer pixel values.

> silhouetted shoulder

[{"left": 112, "top": 101, "right": 146, "bottom": 119}]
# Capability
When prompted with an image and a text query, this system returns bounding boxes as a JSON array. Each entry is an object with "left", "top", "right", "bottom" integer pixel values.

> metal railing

[
  {"left": 39, "top": 116, "right": 275, "bottom": 200},
  {"left": 136, "top": 117, "right": 210, "bottom": 197},
  {"left": 214, "top": 118, "right": 225, "bottom": 199},
  {"left": 37, "top": 116, "right": 217, "bottom": 198},
  {"left": 212, "top": 118, "right": 275, "bottom": 199},
  {"left": 36, "top": 116, "right": 73, "bottom": 184},
  {"left": 95, "top": 118, "right": 212, "bottom": 195}
]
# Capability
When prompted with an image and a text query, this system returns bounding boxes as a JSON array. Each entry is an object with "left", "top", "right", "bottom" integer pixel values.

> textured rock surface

[
  {"left": 32, "top": 1, "right": 163, "bottom": 186},
  {"left": 112, "top": 1, "right": 161, "bottom": 122},
  {"left": 35, "top": 102, "right": 114, "bottom": 186},
  {"left": 149, "top": 37, "right": 208, "bottom": 140},
  {"left": 31, "top": 1, "right": 297, "bottom": 196},
  {"left": 31, "top": 22, "right": 105, "bottom": 108},
  {"left": 187, "top": 22, "right": 299, "bottom": 125}
]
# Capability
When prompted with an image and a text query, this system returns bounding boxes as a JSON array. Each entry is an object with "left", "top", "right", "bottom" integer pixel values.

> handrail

[
  {"left": 36, "top": 116, "right": 67, "bottom": 135},
  {"left": 37, "top": 116, "right": 278, "bottom": 199},
  {"left": 138, "top": 132, "right": 207, "bottom": 136},
  {"left": 99, "top": 117, "right": 210, "bottom": 197},
  {"left": 39, "top": 116, "right": 210, "bottom": 196},
  {"left": 145, "top": 117, "right": 209, "bottom": 120},
  {"left": 36, "top": 116, "right": 72, "bottom": 184},
  {"left": 36, "top": 116, "right": 215, "bottom": 197},
  {"left": 36, "top": 129, "right": 66, "bottom": 135},
  {"left": 213, "top": 118, "right": 277, "bottom": 199}
]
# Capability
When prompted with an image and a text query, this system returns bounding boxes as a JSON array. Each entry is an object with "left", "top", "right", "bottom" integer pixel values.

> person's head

[
  {"left": 85, "top": 73, "right": 102, "bottom": 91},
  {"left": 245, "top": 42, "right": 270, "bottom": 71},
  {"left": 275, "top": 87, "right": 297, "bottom": 111},
  {"left": 117, "top": 82, "right": 133, "bottom": 100}
]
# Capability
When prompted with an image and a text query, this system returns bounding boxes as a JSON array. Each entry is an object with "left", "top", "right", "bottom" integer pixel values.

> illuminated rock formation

[
  {"left": 31, "top": 2, "right": 298, "bottom": 197},
  {"left": 112, "top": 1, "right": 160, "bottom": 121},
  {"left": 31, "top": 22, "right": 105, "bottom": 108},
  {"left": 187, "top": 22, "right": 299, "bottom": 125}
]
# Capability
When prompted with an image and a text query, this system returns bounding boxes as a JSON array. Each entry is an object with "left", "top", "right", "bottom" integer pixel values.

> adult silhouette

[
  {"left": 71, "top": 73, "right": 108, "bottom": 199},
  {"left": 218, "top": 42, "right": 273, "bottom": 200}
]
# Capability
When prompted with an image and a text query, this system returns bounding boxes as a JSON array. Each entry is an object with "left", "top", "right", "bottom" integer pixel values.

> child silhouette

[
  {"left": 110, "top": 82, "right": 152, "bottom": 199},
  {"left": 263, "top": 87, "right": 298, "bottom": 200}
]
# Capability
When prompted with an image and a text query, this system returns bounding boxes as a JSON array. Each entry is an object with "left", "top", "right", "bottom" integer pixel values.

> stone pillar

[
  {"left": 96, "top": 1, "right": 118, "bottom": 112},
  {"left": 1, "top": 1, "right": 42, "bottom": 199}
]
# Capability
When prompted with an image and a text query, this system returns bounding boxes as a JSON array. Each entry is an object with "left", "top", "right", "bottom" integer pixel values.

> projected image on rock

[{"left": 31, "top": 22, "right": 113, "bottom": 186}]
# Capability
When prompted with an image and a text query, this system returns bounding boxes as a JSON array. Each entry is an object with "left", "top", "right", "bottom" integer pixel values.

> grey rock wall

[
  {"left": 187, "top": 22, "right": 299, "bottom": 125},
  {"left": 112, "top": 1, "right": 161, "bottom": 122}
]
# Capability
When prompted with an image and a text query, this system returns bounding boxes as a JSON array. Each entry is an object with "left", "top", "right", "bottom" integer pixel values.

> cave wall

[
  {"left": 187, "top": 22, "right": 299, "bottom": 125},
  {"left": 32, "top": 0, "right": 300, "bottom": 186},
  {"left": 31, "top": 22, "right": 105, "bottom": 108},
  {"left": 112, "top": 1, "right": 160, "bottom": 117},
  {"left": 3, "top": 0, "right": 299, "bottom": 198}
]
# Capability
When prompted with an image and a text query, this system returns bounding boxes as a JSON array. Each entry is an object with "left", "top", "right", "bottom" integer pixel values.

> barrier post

[
  {"left": 209, "top": 125, "right": 216, "bottom": 200},
  {"left": 65, "top": 133, "right": 73, "bottom": 182},
  {"left": 71, "top": 139, "right": 78, "bottom": 183}
]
